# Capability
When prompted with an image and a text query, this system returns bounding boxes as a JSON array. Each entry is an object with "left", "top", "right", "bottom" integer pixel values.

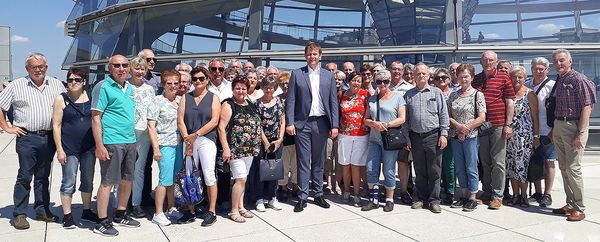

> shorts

[
  {"left": 230, "top": 156, "right": 253, "bottom": 179},
  {"left": 158, "top": 145, "right": 182, "bottom": 186},
  {"left": 337, "top": 134, "right": 368, "bottom": 166},
  {"left": 539, "top": 136, "right": 557, "bottom": 162},
  {"left": 100, "top": 143, "right": 137, "bottom": 185}
]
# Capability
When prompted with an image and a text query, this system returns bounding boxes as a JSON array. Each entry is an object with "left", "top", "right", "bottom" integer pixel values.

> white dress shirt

[
  {"left": 308, "top": 66, "right": 326, "bottom": 117},
  {"left": 207, "top": 78, "right": 233, "bottom": 101}
]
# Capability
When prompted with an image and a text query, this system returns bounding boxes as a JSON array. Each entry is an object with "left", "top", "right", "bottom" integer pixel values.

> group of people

[{"left": 0, "top": 42, "right": 595, "bottom": 237}]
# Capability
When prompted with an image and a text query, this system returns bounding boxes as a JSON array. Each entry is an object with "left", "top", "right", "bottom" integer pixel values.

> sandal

[
  {"left": 239, "top": 209, "right": 254, "bottom": 219},
  {"left": 228, "top": 212, "right": 246, "bottom": 223}
]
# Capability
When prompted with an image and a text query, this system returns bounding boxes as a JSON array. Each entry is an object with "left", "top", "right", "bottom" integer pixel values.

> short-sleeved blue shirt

[{"left": 91, "top": 76, "right": 136, "bottom": 144}]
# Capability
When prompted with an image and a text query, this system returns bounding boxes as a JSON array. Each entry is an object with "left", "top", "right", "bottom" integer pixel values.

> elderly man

[
  {"left": 404, "top": 63, "right": 449, "bottom": 214},
  {"left": 286, "top": 41, "right": 339, "bottom": 212},
  {"left": 138, "top": 49, "right": 161, "bottom": 95},
  {"left": 325, "top": 62, "right": 338, "bottom": 72},
  {"left": 178, "top": 71, "right": 193, "bottom": 96},
  {"left": 91, "top": 55, "right": 140, "bottom": 236},
  {"left": 448, "top": 62, "right": 460, "bottom": 91},
  {"left": 389, "top": 61, "right": 413, "bottom": 94},
  {"left": 0, "top": 53, "right": 66, "bottom": 229},
  {"left": 342, "top": 61, "right": 355, "bottom": 75},
  {"left": 243, "top": 61, "right": 255, "bottom": 72},
  {"left": 207, "top": 58, "right": 232, "bottom": 101},
  {"left": 550, "top": 49, "right": 596, "bottom": 222},
  {"left": 175, "top": 63, "right": 193, "bottom": 73},
  {"left": 267, "top": 66, "right": 279, "bottom": 78},
  {"left": 472, "top": 50, "right": 515, "bottom": 210},
  {"left": 228, "top": 59, "right": 242, "bottom": 73}
]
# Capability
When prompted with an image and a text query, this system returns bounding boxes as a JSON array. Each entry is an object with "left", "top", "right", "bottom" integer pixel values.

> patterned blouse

[
  {"left": 448, "top": 89, "right": 487, "bottom": 138},
  {"left": 339, "top": 89, "right": 369, "bottom": 136},
  {"left": 147, "top": 95, "right": 181, "bottom": 146},
  {"left": 132, "top": 83, "right": 156, "bottom": 131},
  {"left": 227, "top": 100, "right": 262, "bottom": 159},
  {"left": 257, "top": 96, "right": 285, "bottom": 141}
]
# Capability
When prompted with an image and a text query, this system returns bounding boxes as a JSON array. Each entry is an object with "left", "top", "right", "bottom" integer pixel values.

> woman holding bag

[{"left": 248, "top": 76, "right": 285, "bottom": 212}]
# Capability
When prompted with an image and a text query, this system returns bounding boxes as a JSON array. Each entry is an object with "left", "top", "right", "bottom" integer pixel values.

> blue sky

[{"left": 2, "top": 1, "right": 74, "bottom": 79}]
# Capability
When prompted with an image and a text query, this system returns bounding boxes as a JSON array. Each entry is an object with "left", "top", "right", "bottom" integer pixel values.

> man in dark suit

[{"left": 285, "top": 41, "right": 339, "bottom": 212}]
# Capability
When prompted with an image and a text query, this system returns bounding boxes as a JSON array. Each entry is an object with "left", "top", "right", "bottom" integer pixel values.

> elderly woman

[
  {"left": 218, "top": 76, "right": 263, "bottom": 223},
  {"left": 256, "top": 66, "right": 267, "bottom": 80},
  {"left": 338, "top": 72, "right": 370, "bottom": 206},
  {"left": 246, "top": 71, "right": 263, "bottom": 103},
  {"left": 52, "top": 68, "right": 97, "bottom": 228},
  {"left": 126, "top": 57, "right": 156, "bottom": 218},
  {"left": 147, "top": 70, "right": 182, "bottom": 226},
  {"left": 403, "top": 63, "right": 415, "bottom": 85},
  {"left": 360, "top": 64, "right": 376, "bottom": 96},
  {"left": 177, "top": 66, "right": 220, "bottom": 225},
  {"left": 447, "top": 64, "right": 486, "bottom": 212},
  {"left": 276, "top": 72, "right": 297, "bottom": 201},
  {"left": 334, "top": 70, "right": 346, "bottom": 93},
  {"left": 248, "top": 76, "right": 285, "bottom": 212},
  {"left": 361, "top": 70, "right": 406, "bottom": 212},
  {"left": 432, "top": 68, "right": 456, "bottom": 204},
  {"left": 506, "top": 66, "right": 540, "bottom": 207}
]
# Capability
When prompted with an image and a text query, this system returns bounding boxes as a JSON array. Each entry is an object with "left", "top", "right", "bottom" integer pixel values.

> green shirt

[{"left": 91, "top": 76, "right": 136, "bottom": 144}]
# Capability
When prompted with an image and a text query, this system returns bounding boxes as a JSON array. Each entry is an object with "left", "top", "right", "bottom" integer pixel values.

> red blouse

[{"left": 339, "top": 89, "right": 369, "bottom": 136}]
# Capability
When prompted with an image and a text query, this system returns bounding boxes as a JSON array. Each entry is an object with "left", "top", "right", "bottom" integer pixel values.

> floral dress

[
  {"left": 132, "top": 83, "right": 155, "bottom": 131},
  {"left": 339, "top": 89, "right": 369, "bottom": 136},
  {"left": 506, "top": 90, "right": 534, "bottom": 183},
  {"left": 257, "top": 97, "right": 284, "bottom": 142},
  {"left": 227, "top": 100, "right": 262, "bottom": 159}
]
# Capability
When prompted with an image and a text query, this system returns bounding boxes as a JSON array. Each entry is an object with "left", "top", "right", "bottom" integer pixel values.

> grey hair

[
  {"left": 137, "top": 49, "right": 154, "bottom": 58},
  {"left": 266, "top": 66, "right": 279, "bottom": 73},
  {"left": 552, "top": 49, "right": 572, "bottom": 61},
  {"left": 179, "top": 70, "right": 191, "bottom": 79},
  {"left": 25, "top": 52, "right": 47, "bottom": 65},
  {"left": 448, "top": 62, "right": 459, "bottom": 69},
  {"left": 334, "top": 70, "right": 346, "bottom": 80},
  {"left": 435, "top": 68, "right": 450, "bottom": 77},
  {"left": 404, "top": 63, "right": 415, "bottom": 72},
  {"left": 374, "top": 69, "right": 391, "bottom": 80},
  {"left": 509, "top": 65, "right": 527, "bottom": 77},
  {"left": 129, "top": 56, "right": 148, "bottom": 69},
  {"left": 372, "top": 63, "right": 385, "bottom": 70},
  {"left": 228, "top": 58, "right": 241, "bottom": 66},
  {"left": 209, "top": 58, "right": 225, "bottom": 66},
  {"left": 260, "top": 75, "right": 278, "bottom": 89},
  {"left": 531, "top": 57, "right": 550, "bottom": 69},
  {"left": 256, "top": 66, "right": 267, "bottom": 73}
]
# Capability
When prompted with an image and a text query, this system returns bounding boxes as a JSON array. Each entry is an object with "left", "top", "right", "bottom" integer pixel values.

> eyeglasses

[
  {"left": 192, "top": 76, "right": 207, "bottom": 82},
  {"left": 110, "top": 63, "right": 129, "bottom": 68},
  {"left": 146, "top": 58, "right": 157, "bottom": 63},
  {"left": 67, "top": 78, "right": 83, "bottom": 83},
  {"left": 434, "top": 76, "right": 449, "bottom": 81},
  {"left": 362, "top": 72, "right": 372, "bottom": 76},
  {"left": 375, "top": 79, "right": 390, "bottom": 85},
  {"left": 210, "top": 67, "right": 225, "bottom": 72},
  {"left": 27, "top": 65, "right": 47, "bottom": 70}
]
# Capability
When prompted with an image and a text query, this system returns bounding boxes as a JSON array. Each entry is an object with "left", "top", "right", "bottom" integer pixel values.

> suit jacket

[{"left": 285, "top": 65, "right": 339, "bottom": 130}]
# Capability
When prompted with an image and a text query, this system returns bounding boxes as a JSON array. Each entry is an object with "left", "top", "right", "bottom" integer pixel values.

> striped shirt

[
  {"left": 0, "top": 76, "right": 66, "bottom": 131},
  {"left": 472, "top": 70, "right": 515, "bottom": 127},
  {"left": 554, "top": 69, "right": 596, "bottom": 118}
]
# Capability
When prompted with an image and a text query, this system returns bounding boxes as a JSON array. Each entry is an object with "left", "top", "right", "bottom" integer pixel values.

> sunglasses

[
  {"left": 434, "top": 76, "right": 449, "bottom": 81},
  {"left": 362, "top": 72, "right": 372, "bottom": 76},
  {"left": 375, "top": 79, "right": 390, "bottom": 85},
  {"left": 146, "top": 58, "right": 157, "bottom": 63},
  {"left": 110, "top": 63, "right": 129, "bottom": 68},
  {"left": 210, "top": 67, "right": 225, "bottom": 72},
  {"left": 192, "top": 76, "right": 207, "bottom": 82},
  {"left": 67, "top": 78, "right": 84, "bottom": 83}
]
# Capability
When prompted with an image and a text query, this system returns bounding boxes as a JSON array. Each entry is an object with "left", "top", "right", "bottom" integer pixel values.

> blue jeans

[
  {"left": 451, "top": 137, "right": 479, "bottom": 194},
  {"left": 132, "top": 129, "right": 151, "bottom": 206},
  {"left": 60, "top": 149, "right": 96, "bottom": 196},
  {"left": 366, "top": 141, "right": 397, "bottom": 189},
  {"left": 14, "top": 134, "right": 56, "bottom": 217}
]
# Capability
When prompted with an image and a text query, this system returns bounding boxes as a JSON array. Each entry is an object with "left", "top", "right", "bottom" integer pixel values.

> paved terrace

[{"left": 0, "top": 133, "right": 599, "bottom": 242}]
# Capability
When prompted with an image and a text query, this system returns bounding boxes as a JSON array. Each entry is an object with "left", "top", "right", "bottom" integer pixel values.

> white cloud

[
  {"left": 536, "top": 23, "right": 564, "bottom": 33},
  {"left": 56, "top": 20, "right": 66, "bottom": 28},
  {"left": 10, "top": 35, "right": 29, "bottom": 43},
  {"left": 483, "top": 33, "right": 501, "bottom": 39}
]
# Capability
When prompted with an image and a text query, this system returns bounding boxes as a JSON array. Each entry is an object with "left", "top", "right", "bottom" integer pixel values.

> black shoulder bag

[
  {"left": 474, "top": 91, "right": 493, "bottom": 137},
  {"left": 544, "top": 77, "right": 558, "bottom": 128},
  {"left": 377, "top": 93, "right": 404, "bottom": 150}
]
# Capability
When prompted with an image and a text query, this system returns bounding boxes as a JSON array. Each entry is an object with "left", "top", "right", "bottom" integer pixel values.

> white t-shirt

[{"left": 524, "top": 77, "right": 555, "bottom": 136}]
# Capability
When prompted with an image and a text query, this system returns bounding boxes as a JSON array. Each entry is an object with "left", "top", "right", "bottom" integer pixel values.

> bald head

[
  {"left": 480, "top": 51, "right": 498, "bottom": 76},
  {"left": 108, "top": 54, "right": 130, "bottom": 84}
]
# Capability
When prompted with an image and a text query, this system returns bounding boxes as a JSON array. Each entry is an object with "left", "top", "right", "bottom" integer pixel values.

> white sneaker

[
  {"left": 256, "top": 200, "right": 266, "bottom": 212},
  {"left": 165, "top": 208, "right": 183, "bottom": 220},
  {"left": 152, "top": 213, "right": 171, "bottom": 226},
  {"left": 268, "top": 199, "right": 282, "bottom": 211}
]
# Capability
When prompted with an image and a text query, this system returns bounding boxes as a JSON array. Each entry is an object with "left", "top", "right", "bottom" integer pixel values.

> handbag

[
  {"left": 215, "top": 149, "right": 230, "bottom": 173},
  {"left": 174, "top": 156, "right": 204, "bottom": 206},
  {"left": 474, "top": 91, "right": 494, "bottom": 137},
  {"left": 259, "top": 151, "right": 284, "bottom": 181},
  {"left": 377, "top": 92, "right": 404, "bottom": 150},
  {"left": 527, "top": 147, "right": 546, "bottom": 182},
  {"left": 544, "top": 78, "right": 558, "bottom": 128}
]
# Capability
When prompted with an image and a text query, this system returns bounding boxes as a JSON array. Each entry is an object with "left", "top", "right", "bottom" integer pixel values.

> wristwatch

[
  {"left": 533, "top": 134, "right": 540, "bottom": 138},
  {"left": 505, "top": 122, "right": 513, "bottom": 128}
]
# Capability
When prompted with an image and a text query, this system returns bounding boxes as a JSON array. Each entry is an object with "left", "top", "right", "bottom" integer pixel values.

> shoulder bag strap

[
  {"left": 376, "top": 92, "right": 380, "bottom": 122},
  {"left": 534, "top": 78, "right": 552, "bottom": 96},
  {"left": 474, "top": 90, "right": 478, "bottom": 120}
]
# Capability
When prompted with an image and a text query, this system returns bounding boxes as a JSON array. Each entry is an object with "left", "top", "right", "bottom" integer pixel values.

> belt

[
  {"left": 308, "top": 115, "right": 327, "bottom": 121},
  {"left": 555, "top": 116, "right": 579, "bottom": 121},
  {"left": 21, "top": 128, "right": 52, "bottom": 136},
  {"left": 411, "top": 128, "right": 439, "bottom": 138}
]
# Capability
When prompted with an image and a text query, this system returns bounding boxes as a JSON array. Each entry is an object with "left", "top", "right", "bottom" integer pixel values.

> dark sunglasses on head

[
  {"left": 375, "top": 79, "right": 390, "bottom": 85},
  {"left": 67, "top": 78, "right": 84, "bottom": 83},
  {"left": 210, "top": 67, "right": 225, "bottom": 72},
  {"left": 146, "top": 58, "right": 157, "bottom": 63},
  {"left": 434, "top": 76, "right": 449, "bottom": 81},
  {"left": 110, "top": 63, "right": 129, "bottom": 68},
  {"left": 192, "top": 76, "right": 207, "bottom": 82}
]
